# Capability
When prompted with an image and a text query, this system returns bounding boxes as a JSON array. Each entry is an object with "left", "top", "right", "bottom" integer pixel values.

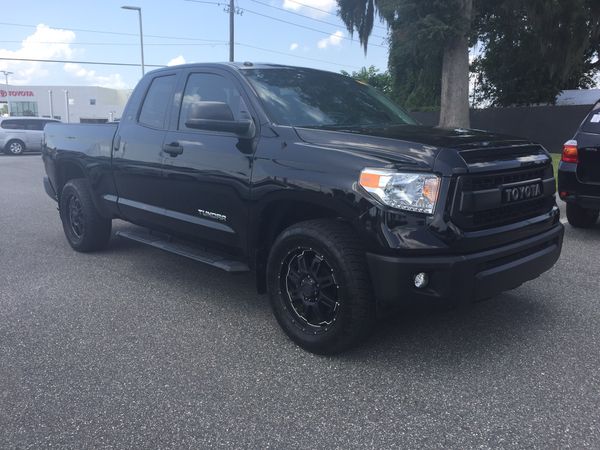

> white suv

[{"left": 0, "top": 117, "right": 61, "bottom": 155}]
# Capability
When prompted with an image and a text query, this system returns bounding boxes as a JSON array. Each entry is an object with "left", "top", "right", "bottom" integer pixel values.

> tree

[
  {"left": 473, "top": 0, "right": 600, "bottom": 106},
  {"left": 337, "top": 0, "right": 473, "bottom": 128},
  {"left": 340, "top": 66, "right": 393, "bottom": 96}
]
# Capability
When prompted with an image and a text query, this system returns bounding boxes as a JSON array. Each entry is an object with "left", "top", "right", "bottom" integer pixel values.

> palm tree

[{"left": 337, "top": 0, "right": 473, "bottom": 129}]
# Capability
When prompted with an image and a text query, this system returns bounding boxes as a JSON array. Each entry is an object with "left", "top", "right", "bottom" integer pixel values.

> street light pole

[
  {"left": 121, "top": 6, "right": 145, "bottom": 77},
  {"left": 1, "top": 70, "right": 13, "bottom": 116},
  {"left": 229, "top": 0, "right": 234, "bottom": 62}
]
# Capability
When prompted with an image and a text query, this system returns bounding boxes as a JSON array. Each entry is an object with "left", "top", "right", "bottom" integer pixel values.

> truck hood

[{"left": 294, "top": 124, "right": 533, "bottom": 169}]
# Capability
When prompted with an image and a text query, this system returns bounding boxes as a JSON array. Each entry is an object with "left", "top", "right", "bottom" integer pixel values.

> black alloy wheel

[
  {"left": 281, "top": 248, "right": 340, "bottom": 331},
  {"left": 59, "top": 179, "right": 112, "bottom": 252},
  {"left": 267, "top": 219, "right": 375, "bottom": 354},
  {"left": 66, "top": 193, "right": 85, "bottom": 239}
]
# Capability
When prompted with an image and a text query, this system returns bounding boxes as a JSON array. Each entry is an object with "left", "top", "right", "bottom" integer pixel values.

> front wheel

[
  {"left": 267, "top": 219, "right": 375, "bottom": 354},
  {"left": 59, "top": 179, "right": 112, "bottom": 252},
  {"left": 566, "top": 203, "right": 599, "bottom": 228}
]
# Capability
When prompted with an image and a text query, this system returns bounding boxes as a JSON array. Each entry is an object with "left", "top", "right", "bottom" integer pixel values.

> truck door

[
  {"left": 112, "top": 72, "right": 178, "bottom": 228},
  {"left": 161, "top": 69, "right": 256, "bottom": 256}
]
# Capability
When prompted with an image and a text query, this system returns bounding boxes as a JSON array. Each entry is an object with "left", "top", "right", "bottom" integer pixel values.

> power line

[
  {"left": 283, "top": 0, "right": 387, "bottom": 31},
  {"left": 235, "top": 7, "right": 387, "bottom": 49},
  {"left": 0, "top": 57, "right": 166, "bottom": 68},
  {"left": 183, "top": 0, "right": 387, "bottom": 49},
  {"left": 0, "top": 41, "right": 229, "bottom": 46},
  {"left": 236, "top": 43, "right": 361, "bottom": 70},
  {"left": 0, "top": 21, "right": 227, "bottom": 43},
  {"left": 248, "top": 0, "right": 388, "bottom": 40}
]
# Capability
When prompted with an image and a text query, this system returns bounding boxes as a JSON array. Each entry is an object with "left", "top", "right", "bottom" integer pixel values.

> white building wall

[{"left": 0, "top": 85, "right": 132, "bottom": 122}]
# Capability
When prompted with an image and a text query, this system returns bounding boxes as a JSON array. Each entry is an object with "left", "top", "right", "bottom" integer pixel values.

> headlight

[{"left": 359, "top": 169, "right": 440, "bottom": 215}]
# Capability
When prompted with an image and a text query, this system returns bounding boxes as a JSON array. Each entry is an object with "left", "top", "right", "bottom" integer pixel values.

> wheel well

[
  {"left": 57, "top": 162, "right": 85, "bottom": 197},
  {"left": 254, "top": 200, "right": 342, "bottom": 293},
  {"left": 5, "top": 139, "right": 25, "bottom": 149}
]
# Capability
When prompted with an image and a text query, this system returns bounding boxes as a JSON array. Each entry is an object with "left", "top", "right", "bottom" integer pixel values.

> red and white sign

[{"left": 0, "top": 90, "right": 35, "bottom": 98}]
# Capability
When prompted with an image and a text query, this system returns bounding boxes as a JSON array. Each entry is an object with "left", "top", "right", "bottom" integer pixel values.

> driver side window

[{"left": 178, "top": 73, "right": 250, "bottom": 131}]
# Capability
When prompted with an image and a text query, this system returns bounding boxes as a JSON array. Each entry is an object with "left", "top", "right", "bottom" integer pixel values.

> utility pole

[
  {"left": 1, "top": 70, "right": 13, "bottom": 116},
  {"left": 64, "top": 90, "right": 70, "bottom": 123},
  {"left": 48, "top": 90, "right": 54, "bottom": 119},
  {"left": 229, "top": 0, "right": 234, "bottom": 62},
  {"left": 225, "top": 1, "right": 242, "bottom": 62}
]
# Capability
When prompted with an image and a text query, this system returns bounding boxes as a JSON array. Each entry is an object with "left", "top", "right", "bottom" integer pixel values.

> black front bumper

[{"left": 367, "top": 223, "right": 564, "bottom": 305}]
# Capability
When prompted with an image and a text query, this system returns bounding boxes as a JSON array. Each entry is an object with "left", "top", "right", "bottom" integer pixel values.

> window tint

[
  {"left": 581, "top": 101, "right": 600, "bottom": 134},
  {"left": 242, "top": 68, "right": 416, "bottom": 128},
  {"left": 179, "top": 73, "right": 251, "bottom": 131},
  {"left": 139, "top": 75, "right": 177, "bottom": 129},
  {"left": 25, "top": 120, "right": 45, "bottom": 131},
  {"left": 1, "top": 119, "right": 24, "bottom": 130}
]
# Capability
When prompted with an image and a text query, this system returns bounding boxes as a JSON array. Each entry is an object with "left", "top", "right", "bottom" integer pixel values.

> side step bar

[{"left": 116, "top": 228, "right": 250, "bottom": 273}]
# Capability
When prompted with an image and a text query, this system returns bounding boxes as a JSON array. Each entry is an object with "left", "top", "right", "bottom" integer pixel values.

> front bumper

[{"left": 367, "top": 223, "right": 564, "bottom": 305}]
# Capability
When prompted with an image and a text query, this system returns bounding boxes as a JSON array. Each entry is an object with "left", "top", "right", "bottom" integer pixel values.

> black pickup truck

[{"left": 42, "top": 63, "right": 564, "bottom": 353}]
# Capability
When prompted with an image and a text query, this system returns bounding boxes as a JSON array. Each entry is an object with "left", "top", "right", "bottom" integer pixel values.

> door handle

[{"left": 163, "top": 142, "right": 184, "bottom": 156}]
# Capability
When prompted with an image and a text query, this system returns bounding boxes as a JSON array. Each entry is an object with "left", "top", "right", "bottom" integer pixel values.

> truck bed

[{"left": 44, "top": 123, "right": 118, "bottom": 158}]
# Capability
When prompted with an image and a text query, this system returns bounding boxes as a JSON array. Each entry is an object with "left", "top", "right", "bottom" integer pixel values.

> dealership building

[{"left": 0, "top": 85, "right": 132, "bottom": 123}]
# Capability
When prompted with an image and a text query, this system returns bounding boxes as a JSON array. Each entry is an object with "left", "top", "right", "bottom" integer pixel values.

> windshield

[
  {"left": 581, "top": 101, "right": 600, "bottom": 134},
  {"left": 242, "top": 68, "right": 417, "bottom": 129}
]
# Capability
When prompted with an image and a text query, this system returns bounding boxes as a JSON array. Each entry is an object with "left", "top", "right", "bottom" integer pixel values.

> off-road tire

[
  {"left": 267, "top": 219, "right": 375, "bottom": 354},
  {"left": 59, "top": 179, "right": 112, "bottom": 252},
  {"left": 566, "top": 203, "right": 599, "bottom": 228}
]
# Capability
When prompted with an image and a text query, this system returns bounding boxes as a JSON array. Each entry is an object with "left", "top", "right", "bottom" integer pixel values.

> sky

[{"left": 0, "top": 0, "right": 390, "bottom": 90}]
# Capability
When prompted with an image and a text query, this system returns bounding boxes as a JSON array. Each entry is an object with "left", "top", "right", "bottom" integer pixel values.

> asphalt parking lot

[{"left": 1, "top": 154, "right": 599, "bottom": 448}]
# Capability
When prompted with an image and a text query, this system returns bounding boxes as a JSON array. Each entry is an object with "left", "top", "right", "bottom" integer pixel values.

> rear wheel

[
  {"left": 4, "top": 140, "right": 25, "bottom": 155},
  {"left": 267, "top": 219, "right": 375, "bottom": 354},
  {"left": 59, "top": 179, "right": 112, "bottom": 252},
  {"left": 566, "top": 203, "right": 599, "bottom": 228}
]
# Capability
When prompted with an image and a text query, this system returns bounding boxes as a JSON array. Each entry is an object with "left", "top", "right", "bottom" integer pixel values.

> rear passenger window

[
  {"left": 25, "top": 120, "right": 45, "bottom": 131},
  {"left": 582, "top": 102, "right": 600, "bottom": 134},
  {"left": 138, "top": 75, "right": 177, "bottom": 129}
]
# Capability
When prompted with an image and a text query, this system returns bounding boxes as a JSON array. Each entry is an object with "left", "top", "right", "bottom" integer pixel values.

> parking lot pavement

[{"left": 0, "top": 155, "right": 599, "bottom": 448}]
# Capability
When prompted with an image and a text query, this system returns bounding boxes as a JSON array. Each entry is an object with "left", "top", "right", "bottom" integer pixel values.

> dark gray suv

[{"left": 1, "top": 117, "right": 61, "bottom": 155}]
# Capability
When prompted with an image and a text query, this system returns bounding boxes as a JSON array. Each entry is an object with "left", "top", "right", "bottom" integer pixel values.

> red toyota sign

[{"left": 0, "top": 90, "right": 35, "bottom": 97}]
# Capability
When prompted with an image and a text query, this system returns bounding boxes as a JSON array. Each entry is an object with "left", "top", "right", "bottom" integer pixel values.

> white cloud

[
  {"left": 0, "top": 24, "right": 75, "bottom": 84},
  {"left": 317, "top": 31, "right": 344, "bottom": 49},
  {"left": 0, "top": 24, "right": 128, "bottom": 88},
  {"left": 282, "top": 0, "right": 336, "bottom": 17},
  {"left": 167, "top": 55, "right": 186, "bottom": 66},
  {"left": 289, "top": 43, "right": 299, "bottom": 51},
  {"left": 64, "top": 63, "right": 127, "bottom": 89}
]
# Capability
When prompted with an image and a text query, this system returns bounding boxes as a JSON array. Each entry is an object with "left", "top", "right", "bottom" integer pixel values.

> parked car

[
  {"left": 558, "top": 100, "right": 600, "bottom": 227},
  {"left": 1, "top": 117, "right": 61, "bottom": 155},
  {"left": 42, "top": 63, "right": 564, "bottom": 353}
]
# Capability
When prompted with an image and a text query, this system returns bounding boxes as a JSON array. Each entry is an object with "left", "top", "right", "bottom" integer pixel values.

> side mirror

[{"left": 185, "top": 101, "right": 255, "bottom": 139}]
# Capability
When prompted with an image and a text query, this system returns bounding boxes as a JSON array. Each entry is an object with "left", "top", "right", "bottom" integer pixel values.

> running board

[{"left": 116, "top": 229, "right": 250, "bottom": 273}]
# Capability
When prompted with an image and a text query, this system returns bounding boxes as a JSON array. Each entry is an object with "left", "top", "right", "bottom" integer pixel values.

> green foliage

[
  {"left": 473, "top": 0, "right": 600, "bottom": 106},
  {"left": 340, "top": 66, "right": 393, "bottom": 96},
  {"left": 337, "top": 0, "right": 470, "bottom": 110},
  {"left": 337, "top": 0, "right": 600, "bottom": 110}
]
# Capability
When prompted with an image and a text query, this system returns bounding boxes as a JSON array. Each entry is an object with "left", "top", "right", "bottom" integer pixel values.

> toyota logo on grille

[{"left": 503, "top": 182, "right": 542, "bottom": 203}]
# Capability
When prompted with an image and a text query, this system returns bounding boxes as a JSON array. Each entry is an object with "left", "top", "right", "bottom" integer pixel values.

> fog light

[{"left": 413, "top": 272, "right": 429, "bottom": 289}]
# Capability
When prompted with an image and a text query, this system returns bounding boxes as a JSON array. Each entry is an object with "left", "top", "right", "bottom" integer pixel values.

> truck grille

[{"left": 451, "top": 165, "right": 555, "bottom": 231}]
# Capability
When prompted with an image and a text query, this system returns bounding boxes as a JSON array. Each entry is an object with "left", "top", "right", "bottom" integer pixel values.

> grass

[{"left": 551, "top": 153, "right": 561, "bottom": 181}]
